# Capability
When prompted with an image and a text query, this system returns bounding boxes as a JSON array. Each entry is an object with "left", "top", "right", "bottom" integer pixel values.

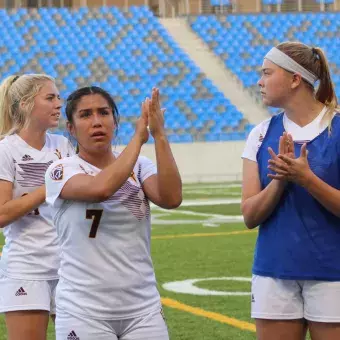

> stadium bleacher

[
  {"left": 0, "top": 6, "right": 252, "bottom": 144},
  {"left": 189, "top": 12, "right": 340, "bottom": 115},
  {"left": 1, "top": 6, "right": 338, "bottom": 143}
]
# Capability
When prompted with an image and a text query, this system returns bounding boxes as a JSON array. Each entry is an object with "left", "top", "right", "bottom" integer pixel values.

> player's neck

[
  {"left": 17, "top": 127, "right": 46, "bottom": 151},
  {"left": 78, "top": 147, "right": 115, "bottom": 169},
  {"left": 283, "top": 92, "right": 325, "bottom": 127}
]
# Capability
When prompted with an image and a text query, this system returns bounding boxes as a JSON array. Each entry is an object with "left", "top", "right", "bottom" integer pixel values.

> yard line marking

[
  {"left": 152, "top": 198, "right": 241, "bottom": 208},
  {"left": 161, "top": 297, "right": 255, "bottom": 332},
  {"left": 152, "top": 230, "right": 256, "bottom": 240},
  {"left": 183, "top": 183, "right": 241, "bottom": 190},
  {"left": 153, "top": 208, "right": 243, "bottom": 220}
]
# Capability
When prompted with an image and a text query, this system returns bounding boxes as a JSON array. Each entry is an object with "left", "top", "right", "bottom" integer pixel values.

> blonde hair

[
  {"left": 0, "top": 74, "right": 55, "bottom": 138},
  {"left": 276, "top": 42, "right": 339, "bottom": 126}
]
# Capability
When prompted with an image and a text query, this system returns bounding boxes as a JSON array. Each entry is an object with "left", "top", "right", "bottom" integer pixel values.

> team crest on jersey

[
  {"left": 50, "top": 164, "right": 63, "bottom": 181},
  {"left": 54, "top": 149, "right": 62, "bottom": 159}
]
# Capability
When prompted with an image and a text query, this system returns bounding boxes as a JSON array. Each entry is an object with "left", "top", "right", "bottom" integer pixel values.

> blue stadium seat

[
  {"left": 190, "top": 13, "right": 340, "bottom": 116},
  {"left": 262, "top": 0, "right": 282, "bottom": 4},
  {"left": 0, "top": 6, "right": 252, "bottom": 143}
]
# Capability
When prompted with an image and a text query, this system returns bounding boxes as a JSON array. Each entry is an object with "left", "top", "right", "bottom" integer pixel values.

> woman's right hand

[
  {"left": 268, "top": 132, "right": 295, "bottom": 181},
  {"left": 134, "top": 100, "right": 149, "bottom": 145}
]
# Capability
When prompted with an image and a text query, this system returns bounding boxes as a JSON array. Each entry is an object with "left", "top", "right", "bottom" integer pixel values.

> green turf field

[{"left": 0, "top": 182, "right": 259, "bottom": 339}]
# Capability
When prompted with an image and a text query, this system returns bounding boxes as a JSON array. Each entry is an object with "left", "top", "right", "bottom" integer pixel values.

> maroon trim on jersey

[
  {"left": 105, "top": 181, "right": 150, "bottom": 221},
  {"left": 17, "top": 161, "right": 54, "bottom": 187}
]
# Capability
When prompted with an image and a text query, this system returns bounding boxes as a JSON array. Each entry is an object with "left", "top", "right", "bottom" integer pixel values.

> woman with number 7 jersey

[{"left": 45, "top": 86, "right": 182, "bottom": 340}]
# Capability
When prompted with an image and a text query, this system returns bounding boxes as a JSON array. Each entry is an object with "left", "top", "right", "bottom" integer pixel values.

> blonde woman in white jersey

[
  {"left": 45, "top": 86, "right": 182, "bottom": 340},
  {"left": 0, "top": 74, "right": 74, "bottom": 340}
]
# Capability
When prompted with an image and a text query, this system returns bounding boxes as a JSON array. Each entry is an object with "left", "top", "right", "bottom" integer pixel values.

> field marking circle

[{"left": 162, "top": 276, "right": 251, "bottom": 296}]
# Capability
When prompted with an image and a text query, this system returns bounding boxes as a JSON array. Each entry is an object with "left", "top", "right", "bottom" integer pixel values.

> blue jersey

[{"left": 255, "top": 113, "right": 340, "bottom": 281}]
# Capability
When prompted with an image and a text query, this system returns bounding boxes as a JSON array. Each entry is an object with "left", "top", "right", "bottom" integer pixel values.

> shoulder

[
  {"left": 0, "top": 136, "right": 14, "bottom": 155},
  {"left": 47, "top": 155, "right": 79, "bottom": 172},
  {"left": 46, "top": 155, "right": 84, "bottom": 182},
  {"left": 247, "top": 118, "right": 271, "bottom": 143},
  {"left": 46, "top": 133, "right": 70, "bottom": 147}
]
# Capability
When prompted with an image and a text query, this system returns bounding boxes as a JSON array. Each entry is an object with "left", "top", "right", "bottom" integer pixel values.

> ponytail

[
  {"left": 312, "top": 47, "right": 339, "bottom": 125},
  {"left": 276, "top": 42, "right": 339, "bottom": 129},
  {"left": 0, "top": 75, "right": 19, "bottom": 138}
]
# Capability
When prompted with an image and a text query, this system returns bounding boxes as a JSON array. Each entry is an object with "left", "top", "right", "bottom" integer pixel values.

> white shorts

[
  {"left": 251, "top": 274, "right": 340, "bottom": 322},
  {"left": 0, "top": 274, "right": 58, "bottom": 315},
  {"left": 56, "top": 308, "right": 169, "bottom": 340}
]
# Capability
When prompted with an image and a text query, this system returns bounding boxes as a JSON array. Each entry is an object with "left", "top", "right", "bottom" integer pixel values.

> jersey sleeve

[
  {"left": 241, "top": 119, "right": 271, "bottom": 162},
  {"left": 137, "top": 156, "right": 157, "bottom": 183},
  {"left": 45, "top": 160, "right": 83, "bottom": 208},
  {"left": 0, "top": 143, "right": 15, "bottom": 183}
]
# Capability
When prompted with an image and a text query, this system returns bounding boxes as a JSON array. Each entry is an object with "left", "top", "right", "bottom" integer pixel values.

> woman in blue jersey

[
  {"left": 45, "top": 86, "right": 182, "bottom": 340},
  {"left": 242, "top": 41, "right": 340, "bottom": 340},
  {"left": 0, "top": 74, "right": 74, "bottom": 340}
]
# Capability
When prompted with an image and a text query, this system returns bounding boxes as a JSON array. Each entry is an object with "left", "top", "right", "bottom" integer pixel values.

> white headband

[{"left": 265, "top": 47, "right": 318, "bottom": 86}]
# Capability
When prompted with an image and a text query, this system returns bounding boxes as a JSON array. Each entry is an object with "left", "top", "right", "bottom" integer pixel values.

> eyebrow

[
  {"left": 45, "top": 93, "right": 60, "bottom": 97},
  {"left": 78, "top": 106, "right": 110, "bottom": 113}
]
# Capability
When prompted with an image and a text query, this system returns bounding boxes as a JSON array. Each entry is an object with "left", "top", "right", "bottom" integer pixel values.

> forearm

[
  {"left": 93, "top": 136, "right": 143, "bottom": 199},
  {"left": 0, "top": 186, "right": 45, "bottom": 228},
  {"left": 304, "top": 171, "right": 340, "bottom": 217},
  {"left": 154, "top": 134, "right": 182, "bottom": 208},
  {"left": 242, "top": 179, "right": 286, "bottom": 229}
]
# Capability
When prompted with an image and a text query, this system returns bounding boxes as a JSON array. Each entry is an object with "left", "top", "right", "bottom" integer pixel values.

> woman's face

[
  {"left": 69, "top": 93, "right": 115, "bottom": 154},
  {"left": 29, "top": 81, "right": 62, "bottom": 130},
  {"left": 257, "top": 59, "right": 295, "bottom": 108}
]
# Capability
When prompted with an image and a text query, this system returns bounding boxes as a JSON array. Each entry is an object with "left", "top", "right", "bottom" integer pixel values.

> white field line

[
  {"left": 151, "top": 198, "right": 241, "bottom": 208},
  {"left": 151, "top": 198, "right": 243, "bottom": 225},
  {"left": 183, "top": 183, "right": 241, "bottom": 190},
  {"left": 183, "top": 190, "right": 241, "bottom": 197}
]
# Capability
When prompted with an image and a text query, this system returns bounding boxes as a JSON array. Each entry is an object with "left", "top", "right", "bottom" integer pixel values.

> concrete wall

[{"left": 114, "top": 141, "right": 246, "bottom": 183}]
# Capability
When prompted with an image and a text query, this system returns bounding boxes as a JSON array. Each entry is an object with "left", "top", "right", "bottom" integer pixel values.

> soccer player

[
  {"left": 45, "top": 86, "right": 182, "bottom": 340},
  {"left": 0, "top": 74, "right": 74, "bottom": 340},
  {"left": 242, "top": 41, "right": 340, "bottom": 340}
]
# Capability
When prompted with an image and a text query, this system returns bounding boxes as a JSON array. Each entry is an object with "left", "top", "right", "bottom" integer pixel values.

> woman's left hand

[
  {"left": 146, "top": 88, "right": 166, "bottom": 139},
  {"left": 268, "top": 143, "right": 314, "bottom": 187}
]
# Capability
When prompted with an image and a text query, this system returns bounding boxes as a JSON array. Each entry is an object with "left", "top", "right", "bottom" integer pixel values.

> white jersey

[
  {"left": 242, "top": 107, "right": 328, "bottom": 162},
  {"left": 0, "top": 133, "right": 74, "bottom": 280},
  {"left": 45, "top": 153, "right": 161, "bottom": 320}
]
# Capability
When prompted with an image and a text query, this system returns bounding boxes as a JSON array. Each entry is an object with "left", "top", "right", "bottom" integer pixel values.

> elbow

[
  {"left": 161, "top": 194, "right": 183, "bottom": 210},
  {"left": 0, "top": 216, "right": 8, "bottom": 229},
  {"left": 243, "top": 217, "right": 258, "bottom": 230},
  {"left": 241, "top": 203, "right": 258, "bottom": 230}
]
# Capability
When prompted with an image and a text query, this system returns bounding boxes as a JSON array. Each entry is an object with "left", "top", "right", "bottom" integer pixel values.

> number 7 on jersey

[{"left": 86, "top": 209, "right": 103, "bottom": 238}]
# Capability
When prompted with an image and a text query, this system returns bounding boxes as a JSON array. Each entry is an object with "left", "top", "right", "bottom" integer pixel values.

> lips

[{"left": 91, "top": 131, "right": 106, "bottom": 137}]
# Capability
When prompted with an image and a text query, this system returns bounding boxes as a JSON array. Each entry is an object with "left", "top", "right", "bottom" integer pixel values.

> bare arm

[
  {"left": 60, "top": 102, "right": 150, "bottom": 202},
  {"left": 241, "top": 159, "right": 286, "bottom": 229},
  {"left": 141, "top": 88, "right": 182, "bottom": 209},
  {"left": 61, "top": 136, "right": 145, "bottom": 202},
  {"left": 0, "top": 180, "right": 45, "bottom": 228},
  {"left": 143, "top": 135, "right": 182, "bottom": 209}
]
